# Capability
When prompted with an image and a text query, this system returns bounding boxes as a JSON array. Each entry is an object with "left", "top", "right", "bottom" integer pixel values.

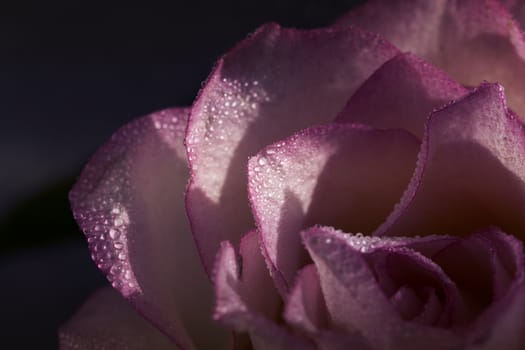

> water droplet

[{"left": 109, "top": 228, "right": 120, "bottom": 239}]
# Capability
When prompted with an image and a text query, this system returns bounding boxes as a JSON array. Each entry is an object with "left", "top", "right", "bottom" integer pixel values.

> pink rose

[{"left": 62, "top": 0, "right": 525, "bottom": 349}]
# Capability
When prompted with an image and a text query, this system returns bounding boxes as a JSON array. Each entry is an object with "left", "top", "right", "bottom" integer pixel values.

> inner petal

[
  {"left": 390, "top": 286, "right": 425, "bottom": 321},
  {"left": 367, "top": 248, "right": 465, "bottom": 327},
  {"left": 248, "top": 124, "right": 419, "bottom": 293},
  {"left": 375, "top": 83, "right": 525, "bottom": 242}
]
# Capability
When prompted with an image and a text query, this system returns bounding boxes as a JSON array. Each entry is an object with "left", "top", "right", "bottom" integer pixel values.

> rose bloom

[{"left": 61, "top": 0, "right": 525, "bottom": 349}]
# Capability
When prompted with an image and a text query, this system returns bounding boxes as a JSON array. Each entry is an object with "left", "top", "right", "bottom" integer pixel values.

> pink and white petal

[
  {"left": 375, "top": 83, "right": 525, "bottom": 241},
  {"left": 213, "top": 241, "right": 314, "bottom": 350},
  {"left": 302, "top": 226, "right": 462, "bottom": 350},
  {"left": 338, "top": 0, "right": 525, "bottom": 120},
  {"left": 59, "top": 287, "right": 176, "bottom": 350},
  {"left": 336, "top": 53, "right": 467, "bottom": 139},
  {"left": 185, "top": 22, "right": 399, "bottom": 273},
  {"left": 284, "top": 264, "right": 328, "bottom": 334},
  {"left": 248, "top": 124, "right": 419, "bottom": 294},
  {"left": 69, "top": 108, "right": 229, "bottom": 349}
]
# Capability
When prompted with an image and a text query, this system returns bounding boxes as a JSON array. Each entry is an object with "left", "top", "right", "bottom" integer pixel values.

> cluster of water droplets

[
  {"left": 320, "top": 229, "right": 414, "bottom": 254},
  {"left": 79, "top": 171, "right": 137, "bottom": 297},
  {"left": 69, "top": 119, "right": 163, "bottom": 297},
  {"left": 249, "top": 145, "right": 287, "bottom": 200},
  {"left": 186, "top": 77, "right": 270, "bottom": 199}
]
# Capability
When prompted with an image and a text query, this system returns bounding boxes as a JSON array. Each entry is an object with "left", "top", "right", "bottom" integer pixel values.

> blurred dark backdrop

[{"left": 0, "top": 1, "right": 364, "bottom": 348}]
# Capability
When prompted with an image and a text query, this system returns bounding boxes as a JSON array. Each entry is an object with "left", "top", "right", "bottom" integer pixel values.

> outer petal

[
  {"left": 248, "top": 124, "right": 420, "bottom": 294},
  {"left": 69, "top": 108, "right": 229, "bottom": 349},
  {"left": 375, "top": 83, "right": 525, "bottom": 240},
  {"left": 185, "top": 23, "right": 399, "bottom": 273},
  {"left": 59, "top": 288, "right": 176, "bottom": 350},
  {"left": 213, "top": 235, "right": 314, "bottom": 350},
  {"left": 336, "top": 53, "right": 467, "bottom": 139},
  {"left": 302, "top": 227, "right": 462, "bottom": 350},
  {"left": 337, "top": 0, "right": 525, "bottom": 120}
]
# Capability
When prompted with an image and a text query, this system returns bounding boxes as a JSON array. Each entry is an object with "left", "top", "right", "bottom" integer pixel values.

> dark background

[{"left": 0, "top": 1, "right": 364, "bottom": 348}]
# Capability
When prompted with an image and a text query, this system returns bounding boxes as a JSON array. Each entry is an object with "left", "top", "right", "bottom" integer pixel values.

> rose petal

[
  {"left": 336, "top": 0, "right": 446, "bottom": 60},
  {"left": 213, "top": 238, "right": 314, "bottom": 350},
  {"left": 412, "top": 288, "right": 442, "bottom": 326},
  {"left": 468, "top": 282, "right": 525, "bottom": 349},
  {"left": 367, "top": 244, "right": 467, "bottom": 327},
  {"left": 336, "top": 53, "right": 467, "bottom": 139},
  {"left": 424, "top": 229, "right": 517, "bottom": 319},
  {"left": 69, "top": 108, "right": 229, "bottom": 349},
  {"left": 185, "top": 22, "right": 399, "bottom": 273},
  {"left": 478, "top": 228, "right": 525, "bottom": 296},
  {"left": 392, "top": 228, "right": 525, "bottom": 326},
  {"left": 337, "top": 0, "right": 525, "bottom": 120},
  {"left": 284, "top": 264, "right": 374, "bottom": 350},
  {"left": 375, "top": 83, "right": 525, "bottom": 242},
  {"left": 59, "top": 287, "right": 175, "bottom": 350},
  {"left": 237, "top": 231, "right": 281, "bottom": 318},
  {"left": 284, "top": 264, "right": 328, "bottom": 334},
  {"left": 248, "top": 124, "right": 419, "bottom": 294},
  {"left": 302, "top": 226, "right": 462, "bottom": 350},
  {"left": 462, "top": 229, "right": 525, "bottom": 348}
]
